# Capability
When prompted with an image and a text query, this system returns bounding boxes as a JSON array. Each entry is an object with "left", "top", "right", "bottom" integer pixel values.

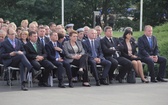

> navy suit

[
  {"left": 83, "top": 39, "right": 111, "bottom": 81},
  {"left": 101, "top": 37, "right": 132, "bottom": 80},
  {"left": 38, "top": 36, "right": 50, "bottom": 46},
  {"left": 24, "top": 41, "right": 55, "bottom": 83},
  {"left": 138, "top": 35, "right": 167, "bottom": 80},
  {"left": 0, "top": 38, "right": 33, "bottom": 82},
  {"left": 45, "top": 41, "right": 72, "bottom": 81}
]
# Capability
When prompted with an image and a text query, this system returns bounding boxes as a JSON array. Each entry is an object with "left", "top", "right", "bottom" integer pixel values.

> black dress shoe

[
  {"left": 141, "top": 79, "right": 149, "bottom": 83},
  {"left": 77, "top": 70, "right": 84, "bottom": 75},
  {"left": 96, "top": 81, "right": 101, "bottom": 86},
  {"left": 100, "top": 79, "right": 109, "bottom": 85},
  {"left": 58, "top": 81, "right": 66, "bottom": 88},
  {"left": 58, "top": 84, "right": 66, "bottom": 88},
  {"left": 38, "top": 82, "right": 50, "bottom": 87},
  {"left": 157, "top": 77, "right": 168, "bottom": 82},
  {"left": 151, "top": 79, "right": 157, "bottom": 83},
  {"left": 69, "top": 81, "right": 74, "bottom": 88},
  {"left": 21, "top": 81, "right": 28, "bottom": 91},
  {"left": 116, "top": 77, "right": 123, "bottom": 83}
]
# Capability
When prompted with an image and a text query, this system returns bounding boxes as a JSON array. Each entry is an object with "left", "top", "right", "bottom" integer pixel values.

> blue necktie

[
  {"left": 148, "top": 37, "right": 152, "bottom": 48},
  {"left": 91, "top": 40, "right": 97, "bottom": 58},
  {"left": 41, "top": 38, "right": 45, "bottom": 46},
  {"left": 54, "top": 42, "right": 60, "bottom": 59}
]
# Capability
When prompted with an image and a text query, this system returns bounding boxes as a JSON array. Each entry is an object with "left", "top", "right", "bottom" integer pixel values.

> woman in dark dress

[{"left": 121, "top": 30, "right": 149, "bottom": 83}]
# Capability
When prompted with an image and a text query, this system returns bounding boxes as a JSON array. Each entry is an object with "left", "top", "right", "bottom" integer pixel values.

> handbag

[{"left": 127, "top": 69, "right": 136, "bottom": 83}]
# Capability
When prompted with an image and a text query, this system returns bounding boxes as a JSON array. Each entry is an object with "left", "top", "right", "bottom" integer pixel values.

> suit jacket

[
  {"left": 63, "top": 40, "right": 85, "bottom": 63},
  {"left": 138, "top": 35, "right": 158, "bottom": 58},
  {"left": 0, "top": 38, "right": 25, "bottom": 67},
  {"left": 82, "top": 39, "right": 104, "bottom": 60},
  {"left": 121, "top": 39, "right": 138, "bottom": 60},
  {"left": 37, "top": 36, "right": 50, "bottom": 46},
  {"left": 24, "top": 41, "right": 47, "bottom": 61},
  {"left": 45, "top": 41, "right": 64, "bottom": 61},
  {"left": 100, "top": 36, "right": 123, "bottom": 58}
]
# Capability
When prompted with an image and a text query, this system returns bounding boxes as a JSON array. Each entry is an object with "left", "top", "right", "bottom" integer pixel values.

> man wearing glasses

[{"left": 0, "top": 28, "right": 41, "bottom": 91}]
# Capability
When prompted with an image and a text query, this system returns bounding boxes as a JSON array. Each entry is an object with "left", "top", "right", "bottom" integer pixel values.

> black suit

[
  {"left": 24, "top": 41, "right": 55, "bottom": 83},
  {"left": 0, "top": 38, "right": 33, "bottom": 82},
  {"left": 121, "top": 39, "right": 139, "bottom": 60},
  {"left": 100, "top": 37, "right": 132, "bottom": 80},
  {"left": 45, "top": 41, "right": 72, "bottom": 81},
  {"left": 83, "top": 39, "right": 111, "bottom": 81},
  {"left": 38, "top": 36, "right": 50, "bottom": 47},
  {"left": 138, "top": 35, "right": 167, "bottom": 80}
]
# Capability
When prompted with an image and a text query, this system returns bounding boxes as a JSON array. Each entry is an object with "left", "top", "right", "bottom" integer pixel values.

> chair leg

[
  {"left": 27, "top": 72, "right": 33, "bottom": 87},
  {"left": 48, "top": 71, "right": 53, "bottom": 87}
]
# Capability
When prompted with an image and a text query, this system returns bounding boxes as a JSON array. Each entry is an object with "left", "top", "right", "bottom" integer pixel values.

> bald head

[{"left": 88, "top": 29, "right": 97, "bottom": 40}]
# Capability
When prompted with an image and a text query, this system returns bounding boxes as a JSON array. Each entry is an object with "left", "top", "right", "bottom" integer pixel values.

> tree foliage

[{"left": 0, "top": 0, "right": 167, "bottom": 29}]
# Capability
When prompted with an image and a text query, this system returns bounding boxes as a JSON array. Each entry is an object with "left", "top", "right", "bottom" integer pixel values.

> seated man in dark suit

[
  {"left": 37, "top": 26, "right": 50, "bottom": 47},
  {"left": 0, "top": 28, "right": 41, "bottom": 91},
  {"left": 101, "top": 26, "right": 133, "bottom": 83},
  {"left": 83, "top": 29, "right": 111, "bottom": 85},
  {"left": 138, "top": 25, "right": 167, "bottom": 82},
  {"left": 24, "top": 31, "right": 56, "bottom": 87},
  {"left": 45, "top": 31, "right": 73, "bottom": 88}
]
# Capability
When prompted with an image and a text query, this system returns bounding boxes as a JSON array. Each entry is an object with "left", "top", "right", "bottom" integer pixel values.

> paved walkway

[{"left": 0, "top": 78, "right": 168, "bottom": 105}]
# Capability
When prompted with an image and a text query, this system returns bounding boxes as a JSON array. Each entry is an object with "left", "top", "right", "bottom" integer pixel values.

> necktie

[
  {"left": 54, "top": 42, "right": 60, "bottom": 59},
  {"left": 91, "top": 40, "right": 97, "bottom": 57},
  {"left": 33, "top": 43, "right": 37, "bottom": 52},
  {"left": 41, "top": 38, "right": 45, "bottom": 46},
  {"left": 148, "top": 37, "right": 152, "bottom": 48},
  {"left": 12, "top": 40, "right": 15, "bottom": 48}
]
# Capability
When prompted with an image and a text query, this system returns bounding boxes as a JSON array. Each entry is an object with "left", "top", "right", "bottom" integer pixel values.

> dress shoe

[
  {"left": 141, "top": 79, "right": 149, "bottom": 83},
  {"left": 21, "top": 81, "right": 28, "bottom": 91},
  {"left": 151, "top": 79, "right": 157, "bottom": 83},
  {"left": 157, "top": 77, "right": 168, "bottom": 82},
  {"left": 116, "top": 77, "right": 123, "bottom": 83},
  {"left": 96, "top": 81, "right": 101, "bottom": 86},
  {"left": 38, "top": 82, "right": 50, "bottom": 87},
  {"left": 77, "top": 70, "right": 84, "bottom": 75},
  {"left": 58, "top": 81, "right": 66, "bottom": 88},
  {"left": 69, "top": 81, "right": 74, "bottom": 88},
  {"left": 100, "top": 79, "right": 109, "bottom": 85}
]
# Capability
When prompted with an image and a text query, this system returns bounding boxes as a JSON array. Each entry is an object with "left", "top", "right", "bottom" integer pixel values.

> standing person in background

[
  {"left": 121, "top": 30, "right": 149, "bottom": 83},
  {"left": 138, "top": 25, "right": 167, "bottom": 82}
]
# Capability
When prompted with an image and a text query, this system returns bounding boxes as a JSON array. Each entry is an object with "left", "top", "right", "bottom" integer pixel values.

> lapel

[
  {"left": 6, "top": 39, "right": 15, "bottom": 50},
  {"left": 143, "top": 35, "right": 151, "bottom": 49},
  {"left": 49, "top": 41, "right": 55, "bottom": 53}
]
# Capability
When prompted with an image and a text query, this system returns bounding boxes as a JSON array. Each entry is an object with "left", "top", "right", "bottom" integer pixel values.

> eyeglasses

[{"left": 9, "top": 33, "right": 16, "bottom": 35}]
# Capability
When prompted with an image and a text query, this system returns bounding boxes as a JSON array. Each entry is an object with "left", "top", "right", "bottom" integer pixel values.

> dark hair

[
  {"left": 48, "top": 22, "right": 56, "bottom": 27},
  {"left": 58, "top": 33, "right": 64, "bottom": 40},
  {"left": 29, "top": 31, "right": 37, "bottom": 36},
  {"left": 104, "top": 26, "right": 112, "bottom": 32},
  {"left": 69, "top": 30, "right": 78, "bottom": 37},
  {"left": 123, "top": 30, "right": 133, "bottom": 39}
]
